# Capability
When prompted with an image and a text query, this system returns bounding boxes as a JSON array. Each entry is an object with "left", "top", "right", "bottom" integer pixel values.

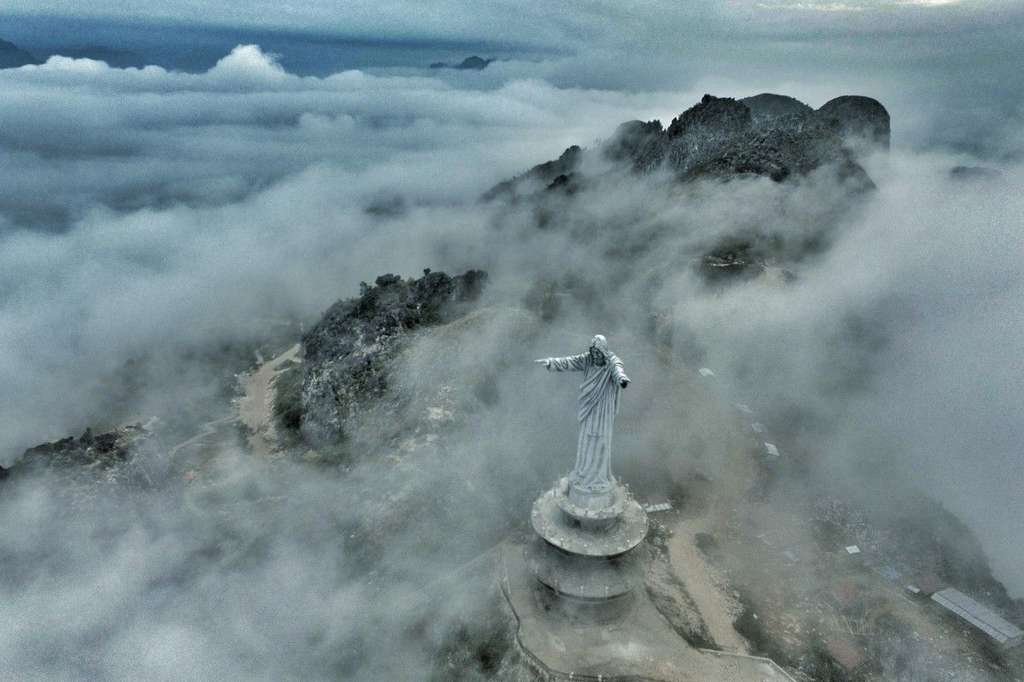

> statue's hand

[
  {"left": 620, "top": 378, "right": 630, "bottom": 389},
  {"left": 534, "top": 358, "right": 551, "bottom": 369}
]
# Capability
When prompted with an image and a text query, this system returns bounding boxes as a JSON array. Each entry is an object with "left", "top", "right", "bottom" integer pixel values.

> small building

[{"left": 931, "top": 588, "right": 1023, "bottom": 648}]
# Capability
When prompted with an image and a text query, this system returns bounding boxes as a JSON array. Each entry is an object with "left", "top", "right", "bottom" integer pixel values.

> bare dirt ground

[
  {"left": 659, "top": 361, "right": 1024, "bottom": 681},
  {"left": 641, "top": 362, "right": 761, "bottom": 655},
  {"left": 669, "top": 519, "right": 749, "bottom": 653},
  {"left": 237, "top": 343, "right": 301, "bottom": 458}
]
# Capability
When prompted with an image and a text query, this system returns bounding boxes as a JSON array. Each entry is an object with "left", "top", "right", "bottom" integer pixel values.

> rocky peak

[
  {"left": 18, "top": 424, "right": 150, "bottom": 470},
  {"left": 740, "top": 93, "right": 814, "bottom": 126},
  {"left": 666, "top": 94, "right": 752, "bottom": 140},
  {"left": 603, "top": 119, "right": 666, "bottom": 172},
  {"left": 816, "top": 95, "right": 890, "bottom": 150},
  {"left": 482, "top": 145, "right": 582, "bottom": 202},
  {"left": 3, "top": 423, "right": 159, "bottom": 510},
  {"left": 301, "top": 269, "right": 487, "bottom": 451}
]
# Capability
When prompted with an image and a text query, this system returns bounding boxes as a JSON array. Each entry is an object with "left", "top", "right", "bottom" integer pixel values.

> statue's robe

[{"left": 546, "top": 352, "right": 629, "bottom": 494}]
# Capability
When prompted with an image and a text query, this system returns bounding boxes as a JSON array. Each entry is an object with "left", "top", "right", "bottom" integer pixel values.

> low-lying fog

[{"left": 1, "top": 5, "right": 1022, "bottom": 676}]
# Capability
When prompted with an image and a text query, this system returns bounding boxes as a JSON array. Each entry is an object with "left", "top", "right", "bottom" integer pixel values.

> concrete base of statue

[
  {"left": 528, "top": 476, "right": 648, "bottom": 606},
  {"left": 499, "top": 541, "right": 796, "bottom": 680}
]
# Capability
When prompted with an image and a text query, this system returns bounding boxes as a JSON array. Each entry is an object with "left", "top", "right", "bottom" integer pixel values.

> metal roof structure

[{"left": 931, "top": 588, "right": 1023, "bottom": 648}]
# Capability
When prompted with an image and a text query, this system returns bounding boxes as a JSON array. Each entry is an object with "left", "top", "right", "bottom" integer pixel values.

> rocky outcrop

[
  {"left": 687, "top": 123, "right": 869, "bottom": 186},
  {"left": 740, "top": 93, "right": 814, "bottom": 125},
  {"left": 816, "top": 95, "right": 890, "bottom": 150},
  {"left": 300, "top": 269, "right": 488, "bottom": 451},
  {"left": 664, "top": 95, "right": 754, "bottom": 176},
  {"left": 603, "top": 119, "right": 666, "bottom": 172},
  {"left": 652, "top": 94, "right": 878, "bottom": 184},
  {"left": 3, "top": 423, "right": 159, "bottom": 509},
  {"left": 482, "top": 146, "right": 582, "bottom": 202},
  {"left": 486, "top": 92, "right": 889, "bottom": 202},
  {"left": 20, "top": 426, "right": 139, "bottom": 468}
]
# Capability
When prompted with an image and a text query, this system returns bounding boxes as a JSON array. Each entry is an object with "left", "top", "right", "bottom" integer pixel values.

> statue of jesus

[{"left": 536, "top": 335, "right": 630, "bottom": 505}]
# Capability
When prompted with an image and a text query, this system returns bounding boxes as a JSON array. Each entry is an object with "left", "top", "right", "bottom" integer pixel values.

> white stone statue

[{"left": 535, "top": 335, "right": 630, "bottom": 506}]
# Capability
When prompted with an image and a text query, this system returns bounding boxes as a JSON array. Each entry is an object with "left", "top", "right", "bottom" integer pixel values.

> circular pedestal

[
  {"left": 524, "top": 536, "right": 644, "bottom": 602},
  {"left": 528, "top": 480, "right": 649, "bottom": 605},
  {"left": 531, "top": 484, "right": 647, "bottom": 557}
]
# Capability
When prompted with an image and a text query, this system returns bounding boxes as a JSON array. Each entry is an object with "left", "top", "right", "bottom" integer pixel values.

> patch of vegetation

[
  {"left": 428, "top": 593, "right": 517, "bottom": 681},
  {"left": 732, "top": 588, "right": 795, "bottom": 668},
  {"left": 645, "top": 519, "right": 672, "bottom": 553},
  {"left": 810, "top": 518, "right": 844, "bottom": 551},
  {"left": 694, "top": 532, "right": 719, "bottom": 557},
  {"left": 433, "top": 623, "right": 512, "bottom": 679},
  {"left": 645, "top": 547, "right": 718, "bottom": 650},
  {"left": 802, "top": 637, "right": 857, "bottom": 682},
  {"left": 272, "top": 363, "right": 303, "bottom": 434}
]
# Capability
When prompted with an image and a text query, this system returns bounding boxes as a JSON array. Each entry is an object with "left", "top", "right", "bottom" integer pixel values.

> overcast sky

[
  {"left": 5, "top": 1, "right": 1022, "bottom": 156},
  {"left": 7, "top": 0, "right": 1023, "bottom": 38}
]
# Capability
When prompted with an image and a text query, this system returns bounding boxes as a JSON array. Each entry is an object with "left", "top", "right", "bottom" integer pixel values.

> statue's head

[{"left": 589, "top": 334, "right": 609, "bottom": 365}]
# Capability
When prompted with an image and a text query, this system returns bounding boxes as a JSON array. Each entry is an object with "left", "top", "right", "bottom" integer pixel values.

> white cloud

[{"left": 0, "top": 35, "right": 1022, "bottom": 681}]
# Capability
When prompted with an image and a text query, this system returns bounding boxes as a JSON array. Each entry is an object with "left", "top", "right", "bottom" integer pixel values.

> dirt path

[
  {"left": 669, "top": 520, "right": 749, "bottom": 653},
  {"left": 169, "top": 415, "right": 236, "bottom": 463},
  {"left": 651, "top": 363, "right": 761, "bottom": 654},
  {"left": 237, "top": 343, "right": 301, "bottom": 458}
]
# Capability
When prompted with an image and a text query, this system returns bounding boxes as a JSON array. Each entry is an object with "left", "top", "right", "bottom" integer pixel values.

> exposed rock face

[
  {"left": 688, "top": 123, "right": 869, "bottom": 186},
  {"left": 653, "top": 94, "right": 877, "bottom": 184},
  {"left": 603, "top": 119, "right": 666, "bottom": 172},
  {"left": 487, "top": 92, "right": 889, "bottom": 202},
  {"left": 4, "top": 423, "right": 159, "bottom": 508},
  {"left": 481, "top": 92, "right": 888, "bottom": 289},
  {"left": 300, "top": 269, "right": 488, "bottom": 451},
  {"left": 740, "top": 93, "right": 814, "bottom": 125},
  {"left": 664, "top": 95, "right": 754, "bottom": 176},
  {"left": 17, "top": 425, "right": 150, "bottom": 471},
  {"left": 816, "top": 95, "right": 891, "bottom": 150},
  {"left": 482, "top": 145, "right": 582, "bottom": 202}
]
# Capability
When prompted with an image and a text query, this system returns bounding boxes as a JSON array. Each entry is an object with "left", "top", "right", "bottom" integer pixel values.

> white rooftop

[{"left": 931, "top": 588, "right": 1023, "bottom": 647}]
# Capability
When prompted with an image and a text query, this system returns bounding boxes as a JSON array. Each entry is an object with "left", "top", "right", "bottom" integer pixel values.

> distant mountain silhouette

[
  {"left": 429, "top": 55, "right": 495, "bottom": 70},
  {"left": 0, "top": 38, "right": 40, "bottom": 68}
]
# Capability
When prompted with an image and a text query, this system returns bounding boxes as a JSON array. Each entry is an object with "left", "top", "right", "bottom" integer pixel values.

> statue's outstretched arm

[
  {"left": 613, "top": 358, "right": 631, "bottom": 388},
  {"left": 535, "top": 353, "right": 588, "bottom": 372}
]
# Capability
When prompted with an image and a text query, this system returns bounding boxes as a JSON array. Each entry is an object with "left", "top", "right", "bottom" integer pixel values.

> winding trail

[{"left": 168, "top": 415, "right": 236, "bottom": 463}]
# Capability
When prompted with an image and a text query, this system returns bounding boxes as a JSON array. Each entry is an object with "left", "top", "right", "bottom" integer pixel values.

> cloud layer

[{"left": 0, "top": 36, "right": 1022, "bottom": 680}]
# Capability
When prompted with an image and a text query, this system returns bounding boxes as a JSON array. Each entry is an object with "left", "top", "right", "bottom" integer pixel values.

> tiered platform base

[
  {"left": 528, "top": 479, "right": 648, "bottom": 602},
  {"left": 501, "top": 542, "right": 796, "bottom": 681}
]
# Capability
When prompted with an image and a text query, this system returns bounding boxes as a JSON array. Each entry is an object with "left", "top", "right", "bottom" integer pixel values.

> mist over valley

[{"left": 1, "top": 4, "right": 1023, "bottom": 679}]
